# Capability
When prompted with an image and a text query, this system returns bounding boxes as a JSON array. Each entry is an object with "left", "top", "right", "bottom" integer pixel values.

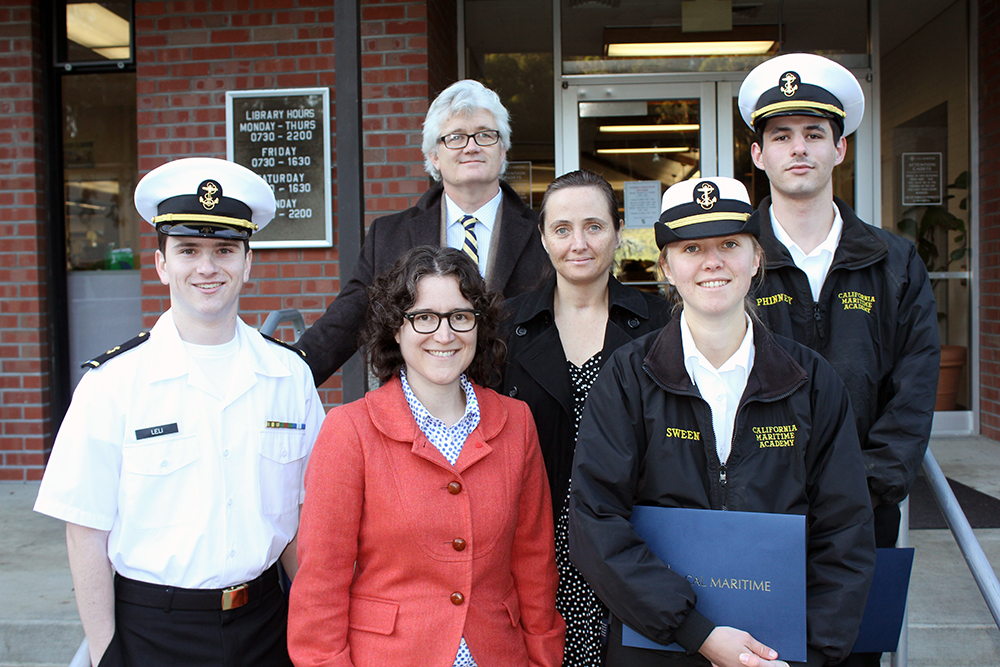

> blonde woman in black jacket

[
  {"left": 569, "top": 177, "right": 875, "bottom": 667},
  {"left": 501, "top": 170, "right": 671, "bottom": 666}
]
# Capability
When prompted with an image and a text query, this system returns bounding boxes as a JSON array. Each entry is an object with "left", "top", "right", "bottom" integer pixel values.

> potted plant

[{"left": 897, "top": 170, "right": 969, "bottom": 411}]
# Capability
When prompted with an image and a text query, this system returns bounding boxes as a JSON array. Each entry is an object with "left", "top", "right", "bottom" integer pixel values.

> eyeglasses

[
  {"left": 402, "top": 309, "right": 481, "bottom": 334},
  {"left": 438, "top": 130, "right": 500, "bottom": 150}
]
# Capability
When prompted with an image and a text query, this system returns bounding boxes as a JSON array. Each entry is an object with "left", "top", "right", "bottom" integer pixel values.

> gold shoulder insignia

[
  {"left": 82, "top": 332, "right": 150, "bottom": 369},
  {"left": 260, "top": 332, "right": 307, "bottom": 359}
]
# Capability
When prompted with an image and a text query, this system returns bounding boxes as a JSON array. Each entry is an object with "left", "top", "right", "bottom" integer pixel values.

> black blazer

[
  {"left": 296, "top": 180, "right": 548, "bottom": 385},
  {"left": 499, "top": 276, "right": 672, "bottom": 517}
]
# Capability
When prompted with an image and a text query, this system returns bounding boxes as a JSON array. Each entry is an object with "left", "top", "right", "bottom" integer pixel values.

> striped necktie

[{"left": 459, "top": 214, "right": 479, "bottom": 267}]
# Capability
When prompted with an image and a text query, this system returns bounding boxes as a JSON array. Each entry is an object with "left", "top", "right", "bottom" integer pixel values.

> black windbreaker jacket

[
  {"left": 569, "top": 318, "right": 875, "bottom": 666},
  {"left": 500, "top": 275, "right": 672, "bottom": 518},
  {"left": 752, "top": 197, "right": 940, "bottom": 507}
]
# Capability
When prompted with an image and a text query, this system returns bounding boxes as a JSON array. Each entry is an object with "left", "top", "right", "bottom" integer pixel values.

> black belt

[{"left": 115, "top": 563, "right": 280, "bottom": 612}]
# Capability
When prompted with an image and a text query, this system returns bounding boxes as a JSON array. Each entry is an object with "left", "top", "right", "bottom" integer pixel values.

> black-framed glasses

[
  {"left": 438, "top": 130, "right": 500, "bottom": 150},
  {"left": 403, "top": 309, "right": 481, "bottom": 334}
]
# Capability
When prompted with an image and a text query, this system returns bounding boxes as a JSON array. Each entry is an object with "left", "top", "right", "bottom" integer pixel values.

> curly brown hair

[{"left": 362, "top": 246, "right": 507, "bottom": 386}]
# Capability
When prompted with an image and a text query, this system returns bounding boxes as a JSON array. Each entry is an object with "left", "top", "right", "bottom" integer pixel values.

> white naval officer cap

[
  {"left": 737, "top": 53, "right": 865, "bottom": 137},
  {"left": 655, "top": 177, "right": 758, "bottom": 250},
  {"left": 134, "top": 157, "right": 276, "bottom": 240}
]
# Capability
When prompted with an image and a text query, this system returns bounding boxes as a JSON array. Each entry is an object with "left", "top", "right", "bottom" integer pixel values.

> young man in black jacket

[{"left": 739, "top": 53, "right": 940, "bottom": 666}]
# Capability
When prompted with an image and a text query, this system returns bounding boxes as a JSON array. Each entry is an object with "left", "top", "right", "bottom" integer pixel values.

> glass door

[
  {"left": 559, "top": 82, "right": 717, "bottom": 284},
  {"left": 559, "top": 77, "right": 873, "bottom": 285}
]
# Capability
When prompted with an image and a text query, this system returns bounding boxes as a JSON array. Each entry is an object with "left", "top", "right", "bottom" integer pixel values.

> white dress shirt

[
  {"left": 770, "top": 202, "right": 843, "bottom": 301},
  {"left": 680, "top": 311, "right": 755, "bottom": 464},
  {"left": 444, "top": 188, "right": 502, "bottom": 277},
  {"left": 34, "top": 309, "right": 325, "bottom": 589}
]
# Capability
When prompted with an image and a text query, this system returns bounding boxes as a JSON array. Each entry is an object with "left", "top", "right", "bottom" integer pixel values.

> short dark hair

[
  {"left": 362, "top": 246, "right": 507, "bottom": 386},
  {"left": 156, "top": 230, "right": 250, "bottom": 255},
  {"left": 539, "top": 169, "right": 622, "bottom": 231},
  {"left": 753, "top": 115, "right": 844, "bottom": 147}
]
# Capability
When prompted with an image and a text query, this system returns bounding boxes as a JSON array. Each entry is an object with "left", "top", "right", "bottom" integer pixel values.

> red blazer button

[
  {"left": 447, "top": 481, "right": 462, "bottom": 494},
  {"left": 452, "top": 537, "right": 467, "bottom": 551},
  {"left": 450, "top": 592, "right": 465, "bottom": 605}
]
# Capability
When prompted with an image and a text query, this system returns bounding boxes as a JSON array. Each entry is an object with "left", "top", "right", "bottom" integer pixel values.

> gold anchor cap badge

[
  {"left": 695, "top": 182, "right": 718, "bottom": 210},
  {"left": 199, "top": 180, "right": 221, "bottom": 210},
  {"left": 780, "top": 72, "right": 799, "bottom": 98}
]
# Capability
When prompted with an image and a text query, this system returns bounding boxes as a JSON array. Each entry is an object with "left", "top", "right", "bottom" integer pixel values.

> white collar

[
  {"left": 680, "top": 310, "right": 755, "bottom": 380},
  {"left": 145, "top": 310, "right": 292, "bottom": 383},
  {"left": 443, "top": 188, "right": 502, "bottom": 230},
  {"left": 771, "top": 201, "right": 843, "bottom": 259}
]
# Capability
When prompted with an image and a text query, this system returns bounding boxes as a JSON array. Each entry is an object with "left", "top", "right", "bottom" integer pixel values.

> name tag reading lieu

[
  {"left": 135, "top": 423, "right": 179, "bottom": 440},
  {"left": 622, "top": 506, "right": 807, "bottom": 662}
]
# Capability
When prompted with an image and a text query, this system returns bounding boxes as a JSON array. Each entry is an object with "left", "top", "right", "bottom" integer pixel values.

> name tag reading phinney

[{"left": 622, "top": 506, "right": 807, "bottom": 662}]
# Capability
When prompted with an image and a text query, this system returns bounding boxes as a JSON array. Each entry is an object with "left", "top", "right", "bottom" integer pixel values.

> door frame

[{"left": 557, "top": 72, "right": 878, "bottom": 226}]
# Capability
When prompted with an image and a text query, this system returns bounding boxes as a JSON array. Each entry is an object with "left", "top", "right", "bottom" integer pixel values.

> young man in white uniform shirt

[{"left": 35, "top": 157, "right": 324, "bottom": 667}]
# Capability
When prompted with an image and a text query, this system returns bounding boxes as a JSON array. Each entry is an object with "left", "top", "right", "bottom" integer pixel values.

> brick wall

[
  {"left": 134, "top": 0, "right": 431, "bottom": 407},
  {"left": 0, "top": 4, "right": 52, "bottom": 480},
  {"left": 981, "top": 0, "right": 1000, "bottom": 437}
]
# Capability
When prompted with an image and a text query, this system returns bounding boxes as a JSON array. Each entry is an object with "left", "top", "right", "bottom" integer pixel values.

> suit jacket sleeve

[
  {"left": 294, "top": 219, "right": 381, "bottom": 386},
  {"left": 864, "top": 244, "right": 940, "bottom": 506},
  {"left": 508, "top": 400, "right": 566, "bottom": 667},
  {"left": 288, "top": 406, "right": 364, "bottom": 667}
]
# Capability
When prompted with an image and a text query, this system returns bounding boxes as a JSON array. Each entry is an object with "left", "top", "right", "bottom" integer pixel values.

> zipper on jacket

[
  {"left": 812, "top": 302, "right": 823, "bottom": 344},
  {"left": 719, "top": 464, "right": 728, "bottom": 511}
]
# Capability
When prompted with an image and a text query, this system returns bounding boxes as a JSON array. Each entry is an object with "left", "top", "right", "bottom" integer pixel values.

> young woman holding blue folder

[{"left": 568, "top": 177, "right": 876, "bottom": 667}]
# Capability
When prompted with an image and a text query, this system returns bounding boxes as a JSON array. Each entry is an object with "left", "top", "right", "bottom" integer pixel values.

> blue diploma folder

[
  {"left": 851, "top": 547, "right": 915, "bottom": 653},
  {"left": 621, "top": 506, "right": 807, "bottom": 663}
]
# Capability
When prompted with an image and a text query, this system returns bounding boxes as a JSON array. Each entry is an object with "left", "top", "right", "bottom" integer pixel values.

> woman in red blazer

[{"left": 288, "top": 246, "right": 565, "bottom": 667}]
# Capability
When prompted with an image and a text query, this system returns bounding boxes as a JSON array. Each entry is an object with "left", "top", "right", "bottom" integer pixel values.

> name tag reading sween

[{"left": 135, "top": 423, "right": 179, "bottom": 440}]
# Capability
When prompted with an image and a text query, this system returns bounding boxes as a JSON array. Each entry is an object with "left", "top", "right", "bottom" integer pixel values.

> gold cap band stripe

[
  {"left": 751, "top": 100, "right": 846, "bottom": 122},
  {"left": 668, "top": 211, "right": 751, "bottom": 229},
  {"left": 152, "top": 213, "right": 259, "bottom": 231}
]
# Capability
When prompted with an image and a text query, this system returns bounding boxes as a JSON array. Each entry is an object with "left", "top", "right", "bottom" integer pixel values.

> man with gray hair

[{"left": 296, "top": 79, "right": 547, "bottom": 385}]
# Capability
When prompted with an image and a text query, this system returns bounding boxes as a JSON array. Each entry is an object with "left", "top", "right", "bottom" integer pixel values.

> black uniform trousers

[{"left": 97, "top": 566, "right": 293, "bottom": 667}]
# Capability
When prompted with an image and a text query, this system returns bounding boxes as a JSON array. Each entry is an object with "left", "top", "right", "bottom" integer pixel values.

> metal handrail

[
  {"left": 891, "top": 447, "right": 1000, "bottom": 667},
  {"left": 260, "top": 308, "right": 306, "bottom": 341},
  {"left": 921, "top": 448, "right": 1000, "bottom": 628}
]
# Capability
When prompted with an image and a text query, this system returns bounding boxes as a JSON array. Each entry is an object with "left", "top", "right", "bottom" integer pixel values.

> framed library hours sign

[{"left": 226, "top": 87, "right": 333, "bottom": 248}]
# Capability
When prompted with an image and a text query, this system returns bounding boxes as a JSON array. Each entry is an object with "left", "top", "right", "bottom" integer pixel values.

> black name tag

[{"left": 135, "top": 423, "right": 179, "bottom": 440}]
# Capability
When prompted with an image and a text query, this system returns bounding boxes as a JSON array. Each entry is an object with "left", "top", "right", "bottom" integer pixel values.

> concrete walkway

[
  {"left": 0, "top": 484, "right": 82, "bottom": 667},
  {"left": 1, "top": 437, "right": 998, "bottom": 666}
]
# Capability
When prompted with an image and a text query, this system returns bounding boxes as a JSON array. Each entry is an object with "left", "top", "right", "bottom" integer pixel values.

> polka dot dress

[{"left": 557, "top": 353, "right": 606, "bottom": 667}]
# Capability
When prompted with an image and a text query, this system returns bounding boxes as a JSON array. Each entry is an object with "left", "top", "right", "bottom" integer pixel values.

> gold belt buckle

[{"left": 221, "top": 583, "right": 249, "bottom": 610}]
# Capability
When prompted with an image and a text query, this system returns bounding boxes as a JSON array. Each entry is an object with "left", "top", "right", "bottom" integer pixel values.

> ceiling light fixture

[
  {"left": 66, "top": 3, "right": 131, "bottom": 60},
  {"left": 599, "top": 124, "right": 701, "bottom": 133},
  {"left": 607, "top": 41, "right": 774, "bottom": 57},
  {"left": 604, "top": 25, "right": 778, "bottom": 59},
  {"left": 596, "top": 147, "right": 692, "bottom": 155}
]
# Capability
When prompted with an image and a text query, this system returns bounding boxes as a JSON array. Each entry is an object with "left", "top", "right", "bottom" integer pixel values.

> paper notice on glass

[{"left": 624, "top": 181, "right": 662, "bottom": 228}]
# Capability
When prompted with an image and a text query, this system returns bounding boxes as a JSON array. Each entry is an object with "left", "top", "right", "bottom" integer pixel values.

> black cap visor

[
  {"left": 655, "top": 201, "right": 758, "bottom": 249},
  {"left": 155, "top": 217, "right": 253, "bottom": 240}
]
